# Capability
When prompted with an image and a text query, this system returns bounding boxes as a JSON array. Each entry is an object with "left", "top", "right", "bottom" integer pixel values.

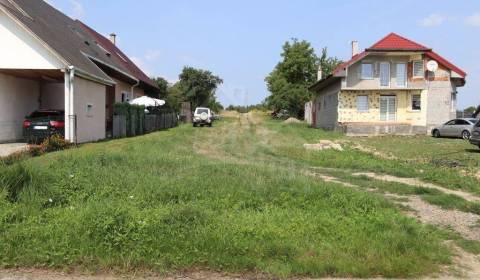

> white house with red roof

[{"left": 309, "top": 33, "right": 467, "bottom": 135}]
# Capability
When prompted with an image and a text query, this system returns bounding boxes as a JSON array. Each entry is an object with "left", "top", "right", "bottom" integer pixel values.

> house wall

[
  {"left": 40, "top": 82, "right": 64, "bottom": 110},
  {"left": 0, "top": 10, "right": 63, "bottom": 69},
  {"left": 338, "top": 90, "right": 427, "bottom": 126},
  {"left": 346, "top": 54, "right": 427, "bottom": 89},
  {"left": 113, "top": 78, "right": 145, "bottom": 103},
  {"left": 426, "top": 80, "right": 456, "bottom": 127},
  {"left": 73, "top": 76, "right": 106, "bottom": 143},
  {"left": 313, "top": 82, "right": 341, "bottom": 129},
  {"left": 0, "top": 73, "right": 40, "bottom": 142}
]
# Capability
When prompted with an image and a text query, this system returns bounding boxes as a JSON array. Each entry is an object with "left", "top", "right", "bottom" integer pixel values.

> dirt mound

[
  {"left": 304, "top": 140, "right": 343, "bottom": 151},
  {"left": 283, "top": 117, "right": 302, "bottom": 124}
]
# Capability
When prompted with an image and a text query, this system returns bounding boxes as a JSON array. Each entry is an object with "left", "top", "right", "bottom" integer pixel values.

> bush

[
  {"left": 28, "top": 135, "right": 72, "bottom": 157},
  {"left": 114, "top": 103, "right": 145, "bottom": 137}
]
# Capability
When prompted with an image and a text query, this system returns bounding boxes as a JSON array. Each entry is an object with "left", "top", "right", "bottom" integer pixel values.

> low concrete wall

[{"left": 343, "top": 124, "right": 427, "bottom": 136}]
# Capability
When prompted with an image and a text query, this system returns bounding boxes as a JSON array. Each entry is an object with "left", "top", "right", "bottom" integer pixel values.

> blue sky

[{"left": 48, "top": 0, "right": 480, "bottom": 109}]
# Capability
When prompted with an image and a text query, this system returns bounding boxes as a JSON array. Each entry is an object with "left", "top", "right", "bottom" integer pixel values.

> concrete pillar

[
  {"left": 64, "top": 71, "right": 71, "bottom": 142},
  {"left": 64, "top": 68, "right": 76, "bottom": 143}
]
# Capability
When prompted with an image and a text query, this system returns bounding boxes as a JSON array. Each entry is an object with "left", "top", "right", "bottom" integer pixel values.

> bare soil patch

[{"left": 353, "top": 172, "right": 480, "bottom": 203}]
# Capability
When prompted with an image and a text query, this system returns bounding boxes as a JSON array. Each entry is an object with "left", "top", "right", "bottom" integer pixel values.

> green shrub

[{"left": 114, "top": 103, "right": 145, "bottom": 137}]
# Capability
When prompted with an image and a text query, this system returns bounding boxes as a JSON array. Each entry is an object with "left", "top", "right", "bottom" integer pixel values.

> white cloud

[
  {"left": 69, "top": 0, "right": 85, "bottom": 19},
  {"left": 465, "top": 13, "right": 480, "bottom": 27},
  {"left": 419, "top": 14, "right": 447, "bottom": 27}
]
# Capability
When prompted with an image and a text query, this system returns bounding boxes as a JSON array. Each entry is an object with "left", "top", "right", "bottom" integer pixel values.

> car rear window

[
  {"left": 196, "top": 109, "right": 208, "bottom": 114},
  {"left": 29, "top": 111, "right": 63, "bottom": 118}
]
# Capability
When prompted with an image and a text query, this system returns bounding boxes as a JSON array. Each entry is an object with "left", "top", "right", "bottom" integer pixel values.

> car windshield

[
  {"left": 29, "top": 111, "right": 63, "bottom": 118},
  {"left": 467, "top": 119, "right": 478, "bottom": 125},
  {"left": 196, "top": 109, "right": 208, "bottom": 114}
]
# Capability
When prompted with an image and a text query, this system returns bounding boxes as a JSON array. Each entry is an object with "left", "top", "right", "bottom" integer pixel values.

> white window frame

[
  {"left": 411, "top": 94, "right": 421, "bottom": 111},
  {"left": 356, "top": 95, "right": 369, "bottom": 112},
  {"left": 361, "top": 63, "right": 374, "bottom": 80},
  {"left": 396, "top": 63, "right": 408, "bottom": 88},
  {"left": 413, "top": 60, "right": 424, "bottom": 78},
  {"left": 379, "top": 62, "right": 391, "bottom": 87}
]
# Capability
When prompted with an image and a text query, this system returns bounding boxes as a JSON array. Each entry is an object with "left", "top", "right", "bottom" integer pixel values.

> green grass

[
  {"left": 263, "top": 118, "right": 480, "bottom": 195},
  {"left": 0, "top": 113, "right": 471, "bottom": 278}
]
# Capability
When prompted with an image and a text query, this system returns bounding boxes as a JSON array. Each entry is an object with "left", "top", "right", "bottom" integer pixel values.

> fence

[{"left": 113, "top": 104, "right": 178, "bottom": 139}]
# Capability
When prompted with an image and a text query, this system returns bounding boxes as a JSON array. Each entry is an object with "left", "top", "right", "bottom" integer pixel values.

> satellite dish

[{"left": 427, "top": 60, "right": 438, "bottom": 72}]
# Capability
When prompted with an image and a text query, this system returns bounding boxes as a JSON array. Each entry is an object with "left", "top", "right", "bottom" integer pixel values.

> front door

[{"left": 380, "top": 95, "right": 396, "bottom": 121}]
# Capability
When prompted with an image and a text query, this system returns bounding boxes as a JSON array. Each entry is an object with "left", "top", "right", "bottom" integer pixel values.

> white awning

[{"left": 129, "top": 96, "right": 165, "bottom": 107}]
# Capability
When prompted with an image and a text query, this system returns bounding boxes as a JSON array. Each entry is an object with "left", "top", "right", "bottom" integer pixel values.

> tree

[
  {"left": 319, "top": 47, "right": 342, "bottom": 79},
  {"left": 151, "top": 77, "right": 169, "bottom": 98},
  {"left": 265, "top": 40, "right": 342, "bottom": 118},
  {"left": 178, "top": 67, "right": 223, "bottom": 109}
]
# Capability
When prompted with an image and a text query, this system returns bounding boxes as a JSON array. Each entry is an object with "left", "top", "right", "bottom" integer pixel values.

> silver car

[{"left": 432, "top": 118, "right": 479, "bottom": 139}]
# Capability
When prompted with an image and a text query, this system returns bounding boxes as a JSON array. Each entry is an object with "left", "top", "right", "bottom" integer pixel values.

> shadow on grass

[{"left": 465, "top": 149, "right": 480, "bottom": 154}]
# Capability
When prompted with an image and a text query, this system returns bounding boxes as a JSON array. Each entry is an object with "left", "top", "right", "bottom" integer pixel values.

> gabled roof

[
  {"left": 0, "top": 0, "right": 158, "bottom": 90},
  {"left": 367, "top": 32, "right": 431, "bottom": 51},
  {"left": 77, "top": 21, "right": 158, "bottom": 90},
  {"left": 311, "top": 32, "right": 466, "bottom": 91}
]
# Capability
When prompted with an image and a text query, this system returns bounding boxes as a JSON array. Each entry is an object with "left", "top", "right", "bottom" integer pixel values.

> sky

[{"left": 47, "top": 0, "right": 480, "bottom": 109}]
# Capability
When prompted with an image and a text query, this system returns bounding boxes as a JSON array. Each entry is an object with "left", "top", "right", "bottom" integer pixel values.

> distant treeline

[{"left": 226, "top": 104, "right": 267, "bottom": 113}]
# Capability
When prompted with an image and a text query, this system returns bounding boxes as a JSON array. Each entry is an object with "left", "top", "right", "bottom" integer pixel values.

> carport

[{"left": 0, "top": 69, "right": 68, "bottom": 143}]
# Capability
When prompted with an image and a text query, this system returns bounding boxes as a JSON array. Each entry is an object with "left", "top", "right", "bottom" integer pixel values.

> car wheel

[
  {"left": 462, "top": 130, "right": 471, "bottom": 140},
  {"left": 432, "top": 130, "right": 441, "bottom": 138},
  {"left": 193, "top": 123, "right": 197, "bottom": 127}
]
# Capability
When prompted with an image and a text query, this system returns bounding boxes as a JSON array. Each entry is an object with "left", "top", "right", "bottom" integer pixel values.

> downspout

[{"left": 130, "top": 80, "right": 140, "bottom": 100}]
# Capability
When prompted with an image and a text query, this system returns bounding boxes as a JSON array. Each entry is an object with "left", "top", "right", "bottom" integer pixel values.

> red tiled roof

[
  {"left": 425, "top": 51, "right": 466, "bottom": 78},
  {"left": 368, "top": 32, "right": 430, "bottom": 51},
  {"left": 332, "top": 51, "right": 367, "bottom": 75},
  {"left": 77, "top": 21, "right": 158, "bottom": 89},
  {"left": 333, "top": 33, "right": 466, "bottom": 78}
]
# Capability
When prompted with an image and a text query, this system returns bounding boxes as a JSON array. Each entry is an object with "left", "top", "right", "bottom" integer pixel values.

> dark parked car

[
  {"left": 469, "top": 120, "right": 480, "bottom": 148},
  {"left": 23, "top": 110, "right": 65, "bottom": 143}
]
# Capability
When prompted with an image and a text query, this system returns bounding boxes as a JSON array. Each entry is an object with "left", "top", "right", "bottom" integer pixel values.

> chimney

[
  {"left": 351, "top": 40, "right": 359, "bottom": 57},
  {"left": 109, "top": 33, "right": 117, "bottom": 45},
  {"left": 317, "top": 66, "right": 323, "bottom": 81}
]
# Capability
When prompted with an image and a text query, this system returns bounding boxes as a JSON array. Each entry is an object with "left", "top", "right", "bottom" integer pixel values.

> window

[
  {"left": 379, "top": 62, "right": 390, "bottom": 87},
  {"left": 455, "top": 120, "right": 470, "bottom": 125},
  {"left": 356, "top": 95, "right": 369, "bottom": 112},
  {"left": 413, "top": 61, "right": 424, "bottom": 78},
  {"left": 361, "top": 63, "right": 373, "bottom": 79},
  {"left": 121, "top": 92, "right": 131, "bottom": 102},
  {"left": 396, "top": 63, "right": 407, "bottom": 87},
  {"left": 86, "top": 103, "right": 93, "bottom": 117},
  {"left": 411, "top": 94, "right": 421, "bottom": 111}
]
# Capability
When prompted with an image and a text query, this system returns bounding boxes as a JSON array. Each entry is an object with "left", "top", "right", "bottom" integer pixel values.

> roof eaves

[{"left": 84, "top": 53, "right": 139, "bottom": 83}]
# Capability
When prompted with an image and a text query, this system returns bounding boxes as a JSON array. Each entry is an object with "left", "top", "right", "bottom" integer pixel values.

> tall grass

[{"left": 0, "top": 120, "right": 453, "bottom": 278}]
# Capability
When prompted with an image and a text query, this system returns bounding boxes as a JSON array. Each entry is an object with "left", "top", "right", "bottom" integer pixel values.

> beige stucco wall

[
  {"left": 113, "top": 78, "right": 145, "bottom": 103},
  {"left": 338, "top": 90, "right": 427, "bottom": 126},
  {"left": 426, "top": 80, "right": 456, "bottom": 127},
  {"left": 0, "top": 10, "right": 63, "bottom": 69},
  {"left": 40, "top": 82, "right": 64, "bottom": 110},
  {"left": 73, "top": 76, "right": 106, "bottom": 143},
  {"left": 0, "top": 73, "right": 40, "bottom": 142}
]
